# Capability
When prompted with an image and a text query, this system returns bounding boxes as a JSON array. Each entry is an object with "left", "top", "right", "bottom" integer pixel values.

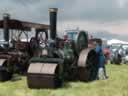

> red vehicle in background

[{"left": 103, "top": 47, "right": 111, "bottom": 60}]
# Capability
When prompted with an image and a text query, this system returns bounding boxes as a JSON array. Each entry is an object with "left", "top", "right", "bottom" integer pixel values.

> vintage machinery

[
  {"left": 27, "top": 8, "right": 98, "bottom": 88},
  {"left": 0, "top": 14, "right": 49, "bottom": 81}
]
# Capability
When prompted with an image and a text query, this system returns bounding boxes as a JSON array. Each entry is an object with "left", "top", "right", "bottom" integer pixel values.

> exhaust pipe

[
  {"left": 49, "top": 8, "right": 58, "bottom": 40},
  {"left": 3, "top": 13, "right": 10, "bottom": 46}
]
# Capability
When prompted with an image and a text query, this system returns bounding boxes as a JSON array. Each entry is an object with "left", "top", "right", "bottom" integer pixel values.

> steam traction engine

[
  {"left": 0, "top": 14, "right": 49, "bottom": 81},
  {"left": 27, "top": 8, "right": 98, "bottom": 88}
]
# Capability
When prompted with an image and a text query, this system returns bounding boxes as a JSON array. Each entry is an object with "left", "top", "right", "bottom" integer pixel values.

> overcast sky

[{"left": 0, "top": 0, "right": 128, "bottom": 40}]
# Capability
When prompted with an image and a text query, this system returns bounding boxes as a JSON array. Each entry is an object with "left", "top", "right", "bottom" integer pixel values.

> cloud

[
  {"left": 0, "top": 0, "right": 128, "bottom": 41},
  {"left": 61, "top": 0, "right": 128, "bottom": 22},
  {"left": 0, "top": 0, "right": 128, "bottom": 22},
  {"left": 91, "top": 30, "right": 128, "bottom": 41},
  {"left": 0, "top": 0, "right": 59, "bottom": 22}
]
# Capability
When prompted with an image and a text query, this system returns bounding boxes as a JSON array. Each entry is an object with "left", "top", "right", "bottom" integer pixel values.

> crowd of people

[{"left": 109, "top": 44, "right": 128, "bottom": 64}]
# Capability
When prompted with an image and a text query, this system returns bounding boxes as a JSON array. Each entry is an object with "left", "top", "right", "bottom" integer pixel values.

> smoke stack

[
  {"left": 3, "top": 13, "right": 10, "bottom": 44},
  {"left": 49, "top": 8, "right": 58, "bottom": 40}
]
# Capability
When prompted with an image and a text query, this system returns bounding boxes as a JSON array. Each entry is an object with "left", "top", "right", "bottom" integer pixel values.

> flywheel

[{"left": 74, "top": 31, "right": 88, "bottom": 55}]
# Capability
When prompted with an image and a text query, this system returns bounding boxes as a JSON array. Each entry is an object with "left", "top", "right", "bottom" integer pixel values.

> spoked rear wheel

[{"left": 78, "top": 48, "right": 98, "bottom": 81}]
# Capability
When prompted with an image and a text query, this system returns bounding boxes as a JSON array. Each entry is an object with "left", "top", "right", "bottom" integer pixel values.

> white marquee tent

[{"left": 107, "top": 39, "right": 128, "bottom": 45}]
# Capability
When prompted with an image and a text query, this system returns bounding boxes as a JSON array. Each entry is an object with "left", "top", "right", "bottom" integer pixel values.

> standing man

[{"left": 94, "top": 39, "right": 107, "bottom": 80}]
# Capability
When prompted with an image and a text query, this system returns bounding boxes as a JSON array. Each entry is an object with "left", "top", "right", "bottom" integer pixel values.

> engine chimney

[
  {"left": 3, "top": 13, "right": 10, "bottom": 45},
  {"left": 49, "top": 8, "right": 58, "bottom": 40}
]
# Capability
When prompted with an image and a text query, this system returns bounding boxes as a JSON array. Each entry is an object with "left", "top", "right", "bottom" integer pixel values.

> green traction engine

[{"left": 27, "top": 8, "right": 98, "bottom": 88}]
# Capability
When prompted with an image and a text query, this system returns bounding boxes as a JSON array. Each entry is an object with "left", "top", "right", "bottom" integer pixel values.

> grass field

[{"left": 0, "top": 64, "right": 128, "bottom": 96}]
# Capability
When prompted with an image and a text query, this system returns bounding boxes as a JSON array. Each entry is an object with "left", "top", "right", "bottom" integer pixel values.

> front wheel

[
  {"left": 0, "top": 59, "right": 12, "bottom": 81},
  {"left": 0, "top": 66, "right": 12, "bottom": 81}
]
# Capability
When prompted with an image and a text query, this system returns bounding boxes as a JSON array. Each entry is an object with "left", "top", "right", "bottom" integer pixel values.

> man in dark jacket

[{"left": 94, "top": 40, "right": 107, "bottom": 80}]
